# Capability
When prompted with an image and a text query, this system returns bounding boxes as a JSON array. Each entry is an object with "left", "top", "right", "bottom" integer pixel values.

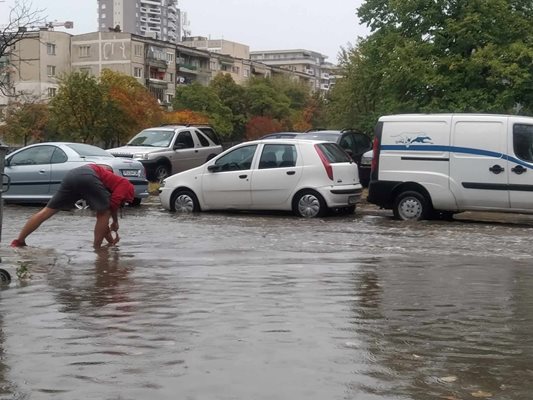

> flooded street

[{"left": 1, "top": 199, "right": 533, "bottom": 400}]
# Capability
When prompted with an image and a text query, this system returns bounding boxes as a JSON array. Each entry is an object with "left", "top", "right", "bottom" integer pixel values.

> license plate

[
  {"left": 122, "top": 170, "right": 140, "bottom": 177},
  {"left": 348, "top": 196, "right": 358, "bottom": 205}
]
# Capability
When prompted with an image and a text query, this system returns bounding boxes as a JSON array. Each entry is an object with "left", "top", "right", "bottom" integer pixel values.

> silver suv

[{"left": 108, "top": 125, "right": 223, "bottom": 182}]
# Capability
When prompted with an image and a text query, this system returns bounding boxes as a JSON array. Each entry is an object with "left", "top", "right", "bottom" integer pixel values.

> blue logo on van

[{"left": 394, "top": 133, "right": 433, "bottom": 147}]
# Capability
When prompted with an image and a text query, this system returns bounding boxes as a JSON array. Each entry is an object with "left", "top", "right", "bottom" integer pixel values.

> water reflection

[
  {"left": 51, "top": 249, "right": 134, "bottom": 313},
  {"left": 351, "top": 256, "right": 533, "bottom": 400}
]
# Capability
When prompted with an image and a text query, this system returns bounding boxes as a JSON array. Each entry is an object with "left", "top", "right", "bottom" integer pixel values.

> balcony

[
  {"left": 179, "top": 63, "right": 198, "bottom": 74},
  {"left": 140, "top": 0, "right": 162, "bottom": 6},
  {"left": 146, "top": 57, "right": 168, "bottom": 70}
]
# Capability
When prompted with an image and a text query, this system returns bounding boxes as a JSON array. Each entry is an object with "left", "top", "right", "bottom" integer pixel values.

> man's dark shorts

[{"left": 47, "top": 166, "right": 110, "bottom": 211}]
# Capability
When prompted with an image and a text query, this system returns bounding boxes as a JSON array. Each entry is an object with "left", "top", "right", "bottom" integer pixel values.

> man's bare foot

[{"left": 10, "top": 239, "right": 27, "bottom": 248}]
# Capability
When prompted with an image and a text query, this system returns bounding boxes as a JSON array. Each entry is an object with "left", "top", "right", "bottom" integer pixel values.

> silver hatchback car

[{"left": 2, "top": 142, "right": 149, "bottom": 206}]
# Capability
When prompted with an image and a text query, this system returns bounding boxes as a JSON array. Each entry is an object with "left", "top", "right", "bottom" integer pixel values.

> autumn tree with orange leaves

[{"left": 100, "top": 69, "right": 164, "bottom": 146}]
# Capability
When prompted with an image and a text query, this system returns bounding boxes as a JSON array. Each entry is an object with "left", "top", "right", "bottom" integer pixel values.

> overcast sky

[{"left": 1, "top": 0, "right": 370, "bottom": 62}]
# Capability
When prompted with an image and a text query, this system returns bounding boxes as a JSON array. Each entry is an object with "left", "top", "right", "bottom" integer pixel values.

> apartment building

[
  {"left": 0, "top": 29, "right": 333, "bottom": 109},
  {"left": 97, "top": 0, "right": 181, "bottom": 44},
  {"left": 71, "top": 31, "right": 177, "bottom": 106},
  {"left": 0, "top": 30, "right": 72, "bottom": 106},
  {"left": 181, "top": 36, "right": 250, "bottom": 59},
  {"left": 250, "top": 49, "right": 333, "bottom": 93}
]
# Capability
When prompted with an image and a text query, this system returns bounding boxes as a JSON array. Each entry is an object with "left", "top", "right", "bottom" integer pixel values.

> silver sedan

[{"left": 2, "top": 142, "right": 149, "bottom": 206}]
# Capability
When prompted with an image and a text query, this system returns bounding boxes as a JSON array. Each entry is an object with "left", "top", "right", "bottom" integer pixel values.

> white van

[{"left": 367, "top": 113, "right": 533, "bottom": 220}]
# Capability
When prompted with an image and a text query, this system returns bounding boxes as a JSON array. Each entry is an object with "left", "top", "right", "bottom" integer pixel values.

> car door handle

[
  {"left": 286, "top": 171, "right": 296, "bottom": 175},
  {"left": 239, "top": 174, "right": 248, "bottom": 179},
  {"left": 38, "top": 169, "right": 47, "bottom": 174},
  {"left": 512, "top": 165, "right": 527, "bottom": 175},
  {"left": 489, "top": 164, "right": 505, "bottom": 174}
]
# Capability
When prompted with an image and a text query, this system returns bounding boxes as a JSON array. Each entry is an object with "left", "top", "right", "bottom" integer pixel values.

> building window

[
  {"left": 48, "top": 87, "right": 57, "bottom": 97},
  {"left": 101, "top": 13, "right": 106, "bottom": 18},
  {"left": 210, "top": 61, "right": 218, "bottom": 71},
  {"left": 168, "top": 72, "right": 174, "bottom": 82},
  {"left": 244, "top": 69, "right": 250, "bottom": 77},
  {"left": 231, "top": 66, "right": 240, "bottom": 74},
  {"left": 134, "top": 67, "right": 143, "bottom": 78},
  {"left": 166, "top": 94, "right": 174, "bottom": 103},
  {"left": 134, "top": 44, "right": 143, "bottom": 57},
  {"left": 46, "top": 43, "right": 56, "bottom": 55},
  {"left": 166, "top": 52, "right": 174, "bottom": 63},
  {"left": 101, "top": 3, "right": 106, "bottom": 9},
  {"left": 47, "top": 65, "right": 56, "bottom": 77},
  {"left": 79, "top": 45, "right": 90, "bottom": 57}
]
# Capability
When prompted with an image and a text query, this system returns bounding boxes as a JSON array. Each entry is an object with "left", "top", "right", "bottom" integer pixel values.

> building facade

[
  {"left": 97, "top": 0, "right": 181, "bottom": 44},
  {"left": 0, "top": 30, "right": 72, "bottom": 106},
  {"left": 0, "top": 29, "right": 335, "bottom": 110},
  {"left": 250, "top": 49, "right": 334, "bottom": 93},
  {"left": 71, "top": 31, "right": 177, "bottom": 106}
]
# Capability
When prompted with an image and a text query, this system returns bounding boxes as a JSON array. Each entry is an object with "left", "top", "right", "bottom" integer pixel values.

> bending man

[{"left": 11, "top": 164, "right": 134, "bottom": 249}]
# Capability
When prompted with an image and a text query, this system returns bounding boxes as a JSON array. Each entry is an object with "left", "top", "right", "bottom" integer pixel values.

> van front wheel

[{"left": 393, "top": 191, "right": 430, "bottom": 221}]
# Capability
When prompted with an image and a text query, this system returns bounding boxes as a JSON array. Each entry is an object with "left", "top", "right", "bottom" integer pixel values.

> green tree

[
  {"left": 172, "top": 82, "right": 233, "bottom": 136},
  {"left": 210, "top": 73, "right": 247, "bottom": 138},
  {"left": 329, "top": 0, "right": 533, "bottom": 133},
  {"left": 244, "top": 77, "right": 292, "bottom": 120},
  {"left": 48, "top": 71, "right": 114, "bottom": 144}
]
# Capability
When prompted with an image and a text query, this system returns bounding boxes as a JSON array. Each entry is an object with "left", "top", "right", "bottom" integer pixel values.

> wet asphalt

[{"left": 0, "top": 196, "right": 532, "bottom": 400}]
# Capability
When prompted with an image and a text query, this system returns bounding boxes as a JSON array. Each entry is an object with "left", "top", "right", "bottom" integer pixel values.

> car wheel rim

[
  {"left": 156, "top": 168, "right": 169, "bottom": 183},
  {"left": 75, "top": 199, "right": 89, "bottom": 210},
  {"left": 298, "top": 194, "right": 320, "bottom": 218},
  {"left": 174, "top": 194, "right": 194, "bottom": 212},
  {"left": 399, "top": 197, "right": 422, "bottom": 220}
]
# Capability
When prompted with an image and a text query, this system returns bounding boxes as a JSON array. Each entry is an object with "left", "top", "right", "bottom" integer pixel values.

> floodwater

[{"left": 1, "top": 200, "right": 533, "bottom": 400}]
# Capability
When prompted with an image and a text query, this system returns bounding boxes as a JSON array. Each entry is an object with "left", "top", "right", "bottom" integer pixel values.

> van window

[{"left": 513, "top": 124, "right": 533, "bottom": 162}]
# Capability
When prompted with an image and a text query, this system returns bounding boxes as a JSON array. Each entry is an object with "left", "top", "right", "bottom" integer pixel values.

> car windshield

[
  {"left": 127, "top": 130, "right": 174, "bottom": 147},
  {"left": 66, "top": 143, "right": 112, "bottom": 157}
]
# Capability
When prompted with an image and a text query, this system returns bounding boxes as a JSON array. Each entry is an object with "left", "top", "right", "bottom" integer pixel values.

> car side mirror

[
  {"left": 4, "top": 158, "right": 10, "bottom": 167},
  {"left": 174, "top": 143, "right": 186, "bottom": 150},
  {"left": 207, "top": 164, "right": 221, "bottom": 172}
]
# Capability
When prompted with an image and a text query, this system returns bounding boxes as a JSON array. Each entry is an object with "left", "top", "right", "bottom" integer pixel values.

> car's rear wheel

[
  {"left": 170, "top": 189, "right": 200, "bottom": 213},
  {"left": 293, "top": 190, "right": 326, "bottom": 218},
  {"left": 393, "top": 190, "right": 430, "bottom": 221},
  {"left": 154, "top": 164, "right": 170, "bottom": 183}
]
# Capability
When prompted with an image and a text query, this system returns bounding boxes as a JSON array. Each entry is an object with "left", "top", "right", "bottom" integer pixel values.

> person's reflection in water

[{"left": 92, "top": 248, "right": 132, "bottom": 308}]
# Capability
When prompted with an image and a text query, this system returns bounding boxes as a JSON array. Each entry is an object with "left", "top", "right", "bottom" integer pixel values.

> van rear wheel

[{"left": 393, "top": 191, "right": 430, "bottom": 221}]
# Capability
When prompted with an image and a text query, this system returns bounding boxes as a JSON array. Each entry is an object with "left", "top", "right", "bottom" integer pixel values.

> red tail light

[
  {"left": 314, "top": 144, "right": 334, "bottom": 180},
  {"left": 371, "top": 137, "right": 379, "bottom": 172}
]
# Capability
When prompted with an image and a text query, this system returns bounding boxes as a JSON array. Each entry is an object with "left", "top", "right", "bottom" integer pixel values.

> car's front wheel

[
  {"left": 170, "top": 189, "right": 200, "bottom": 213},
  {"left": 154, "top": 164, "right": 170, "bottom": 183},
  {"left": 293, "top": 190, "right": 326, "bottom": 218}
]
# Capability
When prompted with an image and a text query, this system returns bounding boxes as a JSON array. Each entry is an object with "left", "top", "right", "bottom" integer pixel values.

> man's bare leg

[{"left": 12, "top": 207, "right": 59, "bottom": 246}]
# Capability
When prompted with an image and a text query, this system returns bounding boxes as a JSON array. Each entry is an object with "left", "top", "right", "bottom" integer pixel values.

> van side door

[
  {"left": 449, "top": 116, "right": 509, "bottom": 210},
  {"left": 509, "top": 122, "right": 533, "bottom": 210}
]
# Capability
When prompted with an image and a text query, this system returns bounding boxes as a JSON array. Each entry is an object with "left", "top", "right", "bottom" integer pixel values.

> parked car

[
  {"left": 159, "top": 138, "right": 363, "bottom": 218},
  {"left": 260, "top": 132, "right": 302, "bottom": 139},
  {"left": 3, "top": 142, "right": 149, "bottom": 206},
  {"left": 359, "top": 149, "right": 373, "bottom": 187},
  {"left": 300, "top": 129, "right": 372, "bottom": 177},
  {"left": 262, "top": 129, "right": 373, "bottom": 186},
  {"left": 107, "top": 125, "right": 223, "bottom": 182}
]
